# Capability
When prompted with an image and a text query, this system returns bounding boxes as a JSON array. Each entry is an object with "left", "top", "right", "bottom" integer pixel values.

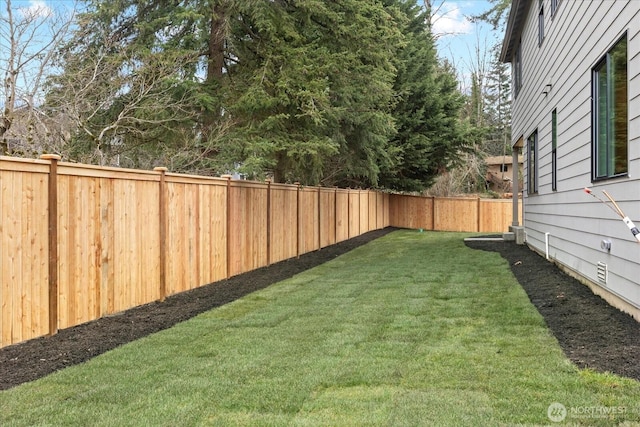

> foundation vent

[{"left": 597, "top": 262, "right": 608, "bottom": 285}]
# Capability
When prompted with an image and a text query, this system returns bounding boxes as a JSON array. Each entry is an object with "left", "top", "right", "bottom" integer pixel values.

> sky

[{"left": 430, "top": 0, "right": 505, "bottom": 91}]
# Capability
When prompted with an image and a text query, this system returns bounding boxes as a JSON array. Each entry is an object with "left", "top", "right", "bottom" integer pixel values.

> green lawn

[{"left": 2, "top": 230, "right": 640, "bottom": 426}]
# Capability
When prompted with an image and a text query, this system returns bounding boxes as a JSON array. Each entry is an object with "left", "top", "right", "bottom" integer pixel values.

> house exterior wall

[{"left": 503, "top": 0, "right": 640, "bottom": 316}]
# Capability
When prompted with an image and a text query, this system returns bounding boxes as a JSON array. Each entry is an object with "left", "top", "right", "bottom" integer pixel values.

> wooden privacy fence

[
  {"left": 1, "top": 155, "right": 518, "bottom": 348},
  {"left": 0, "top": 155, "right": 389, "bottom": 348},
  {"left": 388, "top": 194, "right": 522, "bottom": 232}
]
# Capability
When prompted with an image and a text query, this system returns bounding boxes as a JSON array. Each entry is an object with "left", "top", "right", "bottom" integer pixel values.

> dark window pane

[
  {"left": 611, "top": 38, "right": 628, "bottom": 174},
  {"left": 592, "top": 35, "right": 627, "bottom": 179}
]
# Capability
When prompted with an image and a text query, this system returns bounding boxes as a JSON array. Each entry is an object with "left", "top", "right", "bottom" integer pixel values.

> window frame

[
  {"left": 513, "top": 42, "right": 522, "bottom": 99},
  {"left": 538, "top": 0, "right": 544, "bottom": 46},
  {"left": 550, "top": 0, "right": 559, "bottom": 17},
  {"left": 527, "top": 130, "right": 538, "bottom": 195},
  {"left": 591, "top": 33, "right": 628, "bottom": 181},
  {"left": 551, "top": 109, "right": 557, "bottom": 191}
]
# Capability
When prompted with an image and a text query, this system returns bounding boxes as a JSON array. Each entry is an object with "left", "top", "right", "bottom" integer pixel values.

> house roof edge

[{"left": 500, "top": 0, "right": 532, "bottom": 63}]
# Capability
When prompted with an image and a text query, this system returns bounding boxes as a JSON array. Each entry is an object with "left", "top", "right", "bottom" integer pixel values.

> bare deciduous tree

[
  {"left": 47, "top": 29, "right": 204, "bottom": 166},
  {"left": 0, "top": 0, "right": 75, "bottom": 155}
]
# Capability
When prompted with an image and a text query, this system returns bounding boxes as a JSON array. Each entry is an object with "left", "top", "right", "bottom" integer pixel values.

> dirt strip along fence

[{"left": 0, "top": 155, "right": 519, "bottom": 348}]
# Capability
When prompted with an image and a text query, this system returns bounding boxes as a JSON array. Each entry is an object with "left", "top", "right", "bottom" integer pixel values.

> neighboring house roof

[{"left": 500, "top": 0, "right": 532, "bottom": 62}]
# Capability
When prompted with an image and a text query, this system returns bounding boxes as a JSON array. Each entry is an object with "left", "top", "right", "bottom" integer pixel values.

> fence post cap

[
  {"left": 220, "top": 174, "right": 232, "bottom": 179},
  {"left": 40, "top": 154, "right": 61, "bottom": 161},
  {"left": 153, "top": 167, "right": 168, "bottom": 172}
]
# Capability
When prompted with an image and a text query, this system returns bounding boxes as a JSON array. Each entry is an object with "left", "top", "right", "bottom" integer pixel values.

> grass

[{"left": 2, "top": 230, "right": 640, "bottom": 426}]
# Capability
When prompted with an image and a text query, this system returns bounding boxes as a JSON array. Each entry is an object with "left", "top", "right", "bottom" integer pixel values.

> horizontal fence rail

[{"left": 0, "top": 155, "right": 519, "bottom": 348}]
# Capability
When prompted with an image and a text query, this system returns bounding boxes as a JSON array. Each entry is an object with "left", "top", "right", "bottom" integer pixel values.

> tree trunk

[
  {"left": 202, "top": 1, "right": 227, "bottom": 142},
  {"left": 207, "top": 2, "right": 225, "bottom": 84}
]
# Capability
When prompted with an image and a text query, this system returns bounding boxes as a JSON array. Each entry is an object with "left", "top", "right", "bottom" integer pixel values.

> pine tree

[
  {"left": 44, "top": 0, "right": 473, "bottom": 190},
  {"left": 379, "top": 0, "right": 469, "bottom": 192},
  {"left": 221, "top": 0, "right": 401, "bottom": 185},
  {"left": 484, "top": 45, "right": 511, "bottom": 157}
]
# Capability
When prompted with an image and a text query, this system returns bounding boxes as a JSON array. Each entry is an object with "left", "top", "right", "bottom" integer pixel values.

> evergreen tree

[
  {"left": 44, "top": 0, "right": 472, "bottom": 191},
  {"left": 469, "top": 0, "right": 511, "bottom": 30},
  {"left": 47, "top": 0, "right": 402, "bottom": 183},
  {"left": 221, "top": 0, "right": 401, "bottom": 185},
  {"left": 379, "top": 0, "right": 469, "bottom": 192},
  {"left": 483, "top": 44, "right": 511, "bottom": 157}
]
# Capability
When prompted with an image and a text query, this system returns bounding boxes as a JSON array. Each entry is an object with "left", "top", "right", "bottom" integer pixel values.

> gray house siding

[{"left": 503, "top": 0, "right": 640, "bottom": 317}]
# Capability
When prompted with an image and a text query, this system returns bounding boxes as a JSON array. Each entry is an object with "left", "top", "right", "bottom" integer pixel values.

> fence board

[
  {"left": 434, "top": 198, "right": 479, "bottom": 232},
  {"left": 367, "top": 191, "right": 377, "bottom": 233},
  {"left": 336, "top": 190, "right": 349, "bottom": 243},
  {"left": 99, "top": 178, "right": 115, "bottom": 316},
  {"left": 166, "top": 182, "right": 195, "bottom": 295},
  {"left": 269, "top": 184, "right": 298, "bottom": 264},
  {"left": 228, "top": 182, "right": 268, "bottom": 276},
  {"left": 319, "top": 189, "right": 336, "bottom": 248},
  {"left": 358, "top": 191, "right": 368, "bottom": 234},
  {"left": 299, "top": 187, "right": 320, "bottom": 255},
  {"left": 0, "top": 168, "right": 49, "bottom": 346},
  {"left": 164, "top": 180, "right": 228, "bottom": 292},
  {"left": 197, "top": 183, "right": 228, "bottom": 286},
  {"left": 389, "top": 194, "right": 434, "bottom": 230},
  {"left": 111, "top": 179, "right": 161, "bottom": 312},
  {"left": 480, "top": 199, "right": 514, "bottom": 232},
  {"left": 377, "top": 193, "right": 388, "bottom": 229},
  {"left": 348, "top": 191, "right": 360, "bottom": 238},
  {"left": 58, "top": 175, "right": 98, "bottom": 328}
]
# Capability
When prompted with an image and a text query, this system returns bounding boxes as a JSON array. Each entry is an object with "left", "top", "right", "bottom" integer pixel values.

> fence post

[
  {"left": 379, "top": 192, "right": 383, "bottom": 229},
  {"left": 154, "top": 167, "right": 168, "bottom": 301},
  {"left": 295, "top": 182, "right": 301, "bottom": 258},
  {"left": 430, "top": 197, "right": 435, "bottom": 231},
  {"left": 222, "top": 174, "right": 232, "bottom": 278},
  {"left": 41, "top": 154, "right": 61, "bottom": 337},
  {"left": 334, "top": 188, "right": 338, "bottom": 243},
  {"left": 371, "top": 191, "right": 375, "bottom": 231},
  {"left": 477, "top": 197, "right": 481, "bottom": 232},
  {"left": 347, "top": 189, "right": 351, "bottom": 240},
  {"left": 317, "top": 187, "right": 322, "bottom": 249},
  {"left": 266, "top": 179, "right": 271, "bottom": 266}
]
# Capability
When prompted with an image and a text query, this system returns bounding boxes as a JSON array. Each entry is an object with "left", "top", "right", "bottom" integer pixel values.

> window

[
  {"left": 538, "top": 0, "right": 544, "bottom": 46},
  {"left": 500, "top": 164, "right": 509, "bottom": 173},
  {"left": 552, "top": 109, "right": 557, "bottom": 191},
  {"left": 551, "top": 0, "right": 559, "bottom": 17},
  {"left": 592, "top": 34, "right": 628, "bottom": 180},
  {"left": 527, "top": 130, "right": 538, "bottom": 194},
  {"left": 513, "top": 42, "right": 522, "bottom": 98}
]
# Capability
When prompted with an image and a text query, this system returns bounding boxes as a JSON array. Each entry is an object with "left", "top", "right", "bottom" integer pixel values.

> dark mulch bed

[
  {"left": 1, "top": 229, "right": 638, "bottom": 391},
  {"left": 465, "top": 238, "right": 640, "bottom": 382}
]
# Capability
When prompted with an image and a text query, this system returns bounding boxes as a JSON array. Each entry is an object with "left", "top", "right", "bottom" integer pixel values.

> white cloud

[
  {"left": 431, "top": 1, "right": 474, "bottom": 38},
  {"left": 17, "top": 0, "right": 54, "bottom": 19}
]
